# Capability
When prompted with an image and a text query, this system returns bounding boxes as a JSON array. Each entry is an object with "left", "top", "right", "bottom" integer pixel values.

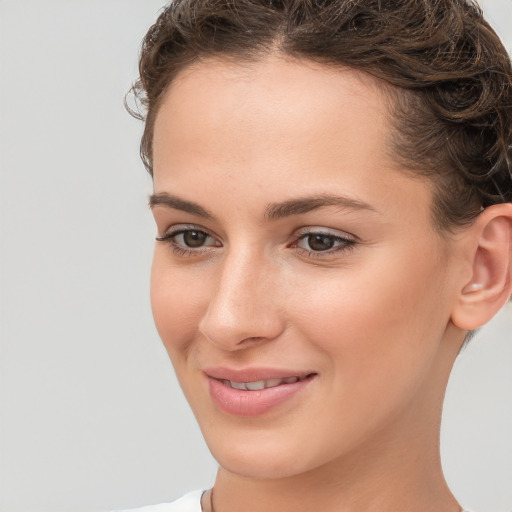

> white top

[
  {"left": 113, "top": 490, "right": 472, "bottom": 512},
  {"left": 113, "top": 490, "right": 203, "bottom": 512}
]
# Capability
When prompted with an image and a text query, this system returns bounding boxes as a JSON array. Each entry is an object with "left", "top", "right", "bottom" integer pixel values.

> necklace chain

[
  {"left": 201, "top": 489, "right": 215, "bottom": 512},
  {"left": 210, "top": 488, "right": 216, "bottom": 512}
]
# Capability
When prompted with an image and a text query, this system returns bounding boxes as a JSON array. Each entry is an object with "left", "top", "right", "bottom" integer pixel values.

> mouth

[
  {"left": 203, "top": 367, "right": 317, "bottom": 416},
  {"left": 219, "top": 374, "right": 313, "bottom": 391}
]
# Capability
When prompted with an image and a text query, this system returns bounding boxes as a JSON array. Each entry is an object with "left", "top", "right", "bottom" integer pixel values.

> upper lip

[{"left": 203, "top": 366, "right": 316, "bottom": 383}]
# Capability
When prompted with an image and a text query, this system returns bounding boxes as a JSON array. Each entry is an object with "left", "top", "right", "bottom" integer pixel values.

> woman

[{"left": 123, "top": 0, "right": 512, "bottom": 510}]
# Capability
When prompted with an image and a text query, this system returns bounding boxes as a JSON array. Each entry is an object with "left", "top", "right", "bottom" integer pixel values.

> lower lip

[{"left": 207, "top": 375, "right": 315, "bottom": 417}]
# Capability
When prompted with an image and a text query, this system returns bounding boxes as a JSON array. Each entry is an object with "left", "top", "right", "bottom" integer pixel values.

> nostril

[{"left": 198, "top": 293, "right": 286, "bottom": 349}]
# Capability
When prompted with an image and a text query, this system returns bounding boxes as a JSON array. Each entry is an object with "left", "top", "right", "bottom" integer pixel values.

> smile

[
  {"left": 204, "top": 368, "right": 317, "bottom": 416},
  {"left": 221, "top": 376, "right": 307, "bottom": 391}
]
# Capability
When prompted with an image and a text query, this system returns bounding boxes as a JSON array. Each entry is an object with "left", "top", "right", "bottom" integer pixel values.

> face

[{"left": 150, "top": 56, "right": 464, "bottom": 480}]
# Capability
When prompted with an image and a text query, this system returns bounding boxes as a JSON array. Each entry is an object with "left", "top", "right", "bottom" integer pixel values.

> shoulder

[{"left": 111, "top": 490, "right": 204, "bottom": 512}]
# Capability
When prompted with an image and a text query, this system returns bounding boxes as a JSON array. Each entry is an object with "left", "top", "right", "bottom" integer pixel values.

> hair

[{"left": 128, "top": 0, "right": 512, "bottom": 232}]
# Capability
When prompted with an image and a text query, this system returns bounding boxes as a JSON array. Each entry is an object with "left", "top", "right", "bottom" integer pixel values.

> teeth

[
  {"left": 245, "top": 381, "right": 266, "bottom": 390},
  {"left": 229, "top": 381, "right": 247, "bottom": 390},
  {"left": 226, "top": 376, "right": 304, "bottom": 390},
  {"left": 265, "top": 378, "right": 282, "bottom": 388}
]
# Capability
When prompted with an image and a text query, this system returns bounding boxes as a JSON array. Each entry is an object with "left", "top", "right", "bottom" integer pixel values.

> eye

[
  {"left": 300, "top": 233, "right": 339, "bottom": 251},
  {"left": 292, "top": 229, "right": 357, "bottom": 256},
  {"left": 176, "top": 230, "right": 209, "bottom": 248},
  {"left": 156, "top": 225, "right": 221, "bottom": 255}
]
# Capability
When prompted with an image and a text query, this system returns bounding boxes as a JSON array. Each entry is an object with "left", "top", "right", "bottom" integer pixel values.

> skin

[{"left": 149, "top": 55, "right": 509, "bottom": 512}]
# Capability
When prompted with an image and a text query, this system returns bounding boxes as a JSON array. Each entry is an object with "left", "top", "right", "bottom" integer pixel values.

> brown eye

[
  {"left": 306, "top": 234, "right": 336, "bottom": 251},
  {"left": 156, "top": 227, "right": 220, "bottom": 253},
  {"left": 182, "top": 230, "right": 208, "bottom": 247},
  {"left": 294, "top": 230, "right": 357, "bottom": 256}
]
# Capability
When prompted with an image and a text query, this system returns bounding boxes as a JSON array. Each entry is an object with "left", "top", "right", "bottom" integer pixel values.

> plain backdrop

[{"left": 0, "top": 1, "right": 511, "bottom": 511}]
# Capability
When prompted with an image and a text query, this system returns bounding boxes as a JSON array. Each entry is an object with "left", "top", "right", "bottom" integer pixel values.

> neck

[{"left": 211, "top": 425, "right": 459, "bottom": 512}]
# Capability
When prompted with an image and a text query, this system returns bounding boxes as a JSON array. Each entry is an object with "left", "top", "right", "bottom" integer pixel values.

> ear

[{"left": 451, "top": 203, "right": 512, "bottom": 331}]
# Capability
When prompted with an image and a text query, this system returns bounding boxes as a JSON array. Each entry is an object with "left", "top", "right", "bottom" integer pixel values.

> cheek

[
  {"left": 150, "top": 253, "right": 207, "bottom": 360},
  {"left": 289, "top": 244, "right": 449, "bottom": 390}
]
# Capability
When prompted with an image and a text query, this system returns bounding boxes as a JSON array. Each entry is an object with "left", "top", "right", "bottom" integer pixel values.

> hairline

[{"left": 150, "top": 50, "right": 463, "bottom": 236}]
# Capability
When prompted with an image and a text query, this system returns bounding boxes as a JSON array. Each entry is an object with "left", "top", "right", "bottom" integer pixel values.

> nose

[{"left": 198, "top": 247, "right": 285, "bottom": 350}]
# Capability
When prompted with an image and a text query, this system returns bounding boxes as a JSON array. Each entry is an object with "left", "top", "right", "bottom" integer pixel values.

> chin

[
  {"left": 212, "top": 448, "right": 308, "bottom": 480},
  {"left": 201, "top": 422, "right": 333, "bottom": 480}
]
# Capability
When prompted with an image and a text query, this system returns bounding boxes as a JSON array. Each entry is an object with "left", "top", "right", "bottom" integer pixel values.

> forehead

[
  {"left": 153, "top": 55, "right": 394, "bottom": 173},
  {"left": 151, "top": 55, "right": 434, "bottom": 229}
]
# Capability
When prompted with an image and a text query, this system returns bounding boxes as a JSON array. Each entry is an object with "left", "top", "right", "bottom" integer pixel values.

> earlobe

[{"left": 451, "top": 203, "right": 512, "bottom": 331}]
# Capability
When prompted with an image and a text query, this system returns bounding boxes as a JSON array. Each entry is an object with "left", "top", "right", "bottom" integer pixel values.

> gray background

[{"left": 0, "top": 1, "right": 510, "bottom": 511}]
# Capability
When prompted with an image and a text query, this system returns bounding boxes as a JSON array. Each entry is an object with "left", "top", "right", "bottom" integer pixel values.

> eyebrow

[
  {"left": 149, "top": 192, "right": 378, "bottom": 221},
  {"left": 264, "top": 193, "right": 378, "bottom": 220},
  {"left": 149, "top": 192, "right": 215, "bottom": 219}
]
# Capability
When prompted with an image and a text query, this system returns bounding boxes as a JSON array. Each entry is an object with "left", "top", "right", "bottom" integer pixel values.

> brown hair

[{"left": 128, "top": 0, "right": 512, "bottom": 231}]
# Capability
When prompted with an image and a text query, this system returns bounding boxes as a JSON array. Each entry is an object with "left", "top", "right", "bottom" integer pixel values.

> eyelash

[
  {"left": 156, "top": 226, "right": 220, "bottom": 257},
  {"left": 156, "top": 226, "right": 358, "bottom": 258},
  {"left": 292, "top": 231, "right": 357, "bottom": 258}
]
